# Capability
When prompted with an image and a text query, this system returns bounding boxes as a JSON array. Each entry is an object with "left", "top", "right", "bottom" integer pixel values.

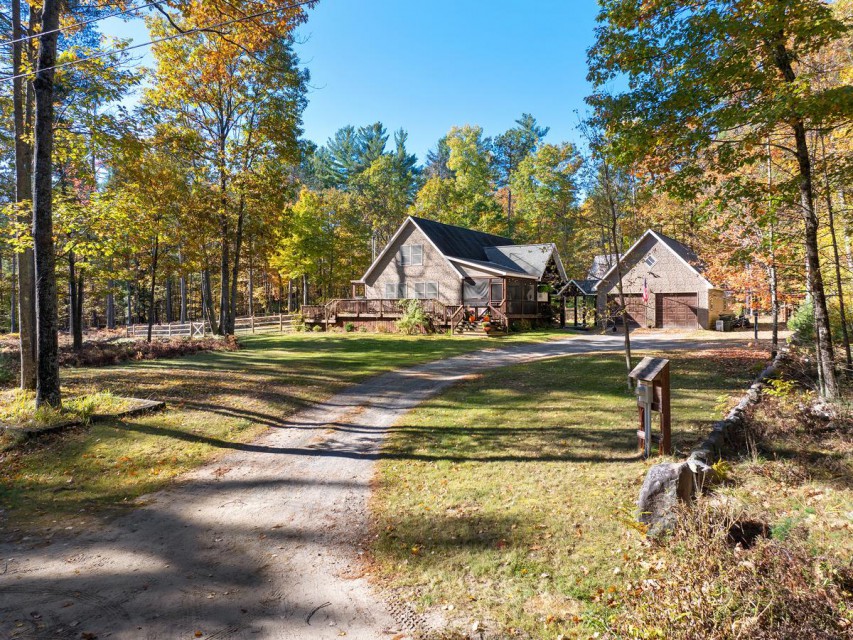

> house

[
  {"left": 311, "top": 216, "right": 567, "bottom": 330},
  {"left": 587, "top": 230, "right": 724, "bottom": 330}
]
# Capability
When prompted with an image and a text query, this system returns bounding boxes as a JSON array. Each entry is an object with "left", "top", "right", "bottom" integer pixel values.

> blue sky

[{"left": 102, "top": 1, "right": 601, "bottom": 161}]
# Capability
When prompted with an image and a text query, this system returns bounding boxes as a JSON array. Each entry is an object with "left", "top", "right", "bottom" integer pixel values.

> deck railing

[{"left": 304, "top": 297, "right": 552, "bottom": 327}]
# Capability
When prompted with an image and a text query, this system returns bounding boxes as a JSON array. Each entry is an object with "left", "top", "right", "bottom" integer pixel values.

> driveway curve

[{"left": 0, "top": 333, "right": 725, "bottom": 639}]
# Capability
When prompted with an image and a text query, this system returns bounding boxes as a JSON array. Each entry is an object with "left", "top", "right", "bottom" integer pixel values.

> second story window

[
  {"left": 400, "top": 244, "right": 423, "bottom": 266},
  {"left": 644, "top": 253, "right": 657, "bottom": 268}
]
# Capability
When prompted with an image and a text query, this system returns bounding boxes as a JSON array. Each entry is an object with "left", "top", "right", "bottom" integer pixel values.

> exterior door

[{"left": 655, "top": 293, "right": 698, "bottom": 329}]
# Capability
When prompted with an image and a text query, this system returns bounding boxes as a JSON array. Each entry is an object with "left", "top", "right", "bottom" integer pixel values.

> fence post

[
  {"left": 168, "top": 322, "right": 172, "bottom": 338},
  {"left": 251, "top": 315, "right": 255, "bottom": 334},
  {"left": 279, "top": 313, "right": 283, "bottom": 332}
]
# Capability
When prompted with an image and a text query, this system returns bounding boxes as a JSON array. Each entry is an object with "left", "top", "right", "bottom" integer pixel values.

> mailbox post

[{"left": 628, "top": 357, "right": 671, "bottom": 457}]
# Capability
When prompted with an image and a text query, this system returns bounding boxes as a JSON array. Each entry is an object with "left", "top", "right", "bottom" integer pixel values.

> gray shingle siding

[
  {"left": 595, "top": 232, "right": 721, "bottom": 329},
  {"left": 363, "top": 223, "right": 463, "bottom": 305}
]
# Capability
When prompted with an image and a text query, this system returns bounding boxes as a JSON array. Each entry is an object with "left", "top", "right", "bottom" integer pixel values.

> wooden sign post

[{"left": 628, "top": 357, "right": 672, "bottom": 457}]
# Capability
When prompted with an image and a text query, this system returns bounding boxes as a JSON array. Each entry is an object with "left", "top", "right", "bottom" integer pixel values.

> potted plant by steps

[{"left": 482, "top": 313, "right": 492, "bottom": 334}]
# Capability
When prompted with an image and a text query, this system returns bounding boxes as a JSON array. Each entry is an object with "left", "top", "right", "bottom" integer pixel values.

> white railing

[{"left": 126, "top": 314, "right": 295, "bottom": 339}]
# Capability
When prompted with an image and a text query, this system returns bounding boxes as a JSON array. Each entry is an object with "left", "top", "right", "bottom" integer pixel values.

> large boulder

[{"left": 637, "top": 462, "right": 694, "bottom": 538}]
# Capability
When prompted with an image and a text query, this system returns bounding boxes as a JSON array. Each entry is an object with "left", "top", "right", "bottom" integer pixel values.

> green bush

[
  {"left": 312, "top": 324, "right": 323, "bottom": 333},
  {"left": 788, "top": 300, "right": 814, "bottom": 343},
  {"left": 344, "top": 322, "right": 355, "bottom": 332},
  {"left": 396, "top": 299, "right": 430, "bottom": 335},
  {"left": 789, "top": 298, "right": 853, "bottom": 346}
]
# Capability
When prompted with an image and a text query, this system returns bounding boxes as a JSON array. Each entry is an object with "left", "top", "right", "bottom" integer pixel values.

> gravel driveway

[{"left": 0, "top": 333, "right": 727, "bottom": 639}]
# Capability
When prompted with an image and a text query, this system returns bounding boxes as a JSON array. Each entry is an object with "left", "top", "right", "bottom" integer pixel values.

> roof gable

[
  {"left": 593, "top": 230, "right": 713, "bottom": 290},
  {"left": 358, "top": 217, "right": 464, "bottom": 282}
]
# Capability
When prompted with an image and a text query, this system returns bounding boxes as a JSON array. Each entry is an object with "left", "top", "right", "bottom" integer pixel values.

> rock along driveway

[{"left": 0, "top": 333, "right": 727, "bottom": 639}]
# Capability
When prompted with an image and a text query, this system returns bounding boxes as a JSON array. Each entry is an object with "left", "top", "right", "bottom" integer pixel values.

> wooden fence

[{"left": 126, "top": 314, "right": 295, "bottom": 339}]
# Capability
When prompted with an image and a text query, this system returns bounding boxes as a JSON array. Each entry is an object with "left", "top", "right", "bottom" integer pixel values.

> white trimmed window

[
  {"left": 644, "top": 253, "right": 657, "bottom": 268},
  {"left": 400, "top": 244, "right": 423, "bottom": 266},
  {"left": 385, "top": 283, "right": 407, "bottom": 299},
  {"left": 414, "top": 282, "right": 439, "bottom": 299}
]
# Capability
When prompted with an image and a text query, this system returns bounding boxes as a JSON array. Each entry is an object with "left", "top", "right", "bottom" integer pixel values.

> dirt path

[{"left": 0, "top": 333, "right": 733, "bottom": 639}]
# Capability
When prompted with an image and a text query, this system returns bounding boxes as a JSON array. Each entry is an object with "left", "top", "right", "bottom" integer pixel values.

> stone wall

[{"left": 637, "top": 348, "right": 787, "bottom": 537}]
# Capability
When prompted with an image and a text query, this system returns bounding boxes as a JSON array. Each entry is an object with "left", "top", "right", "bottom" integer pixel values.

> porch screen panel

[
  {"left": 524, "top": 283, "right": 537, "bottom": 315},
  {"left": 507, "top": 282, "right": 524, "bottom": 315},
  {"left": 463, "top": 279, "right": 489, "bottom": 305}
]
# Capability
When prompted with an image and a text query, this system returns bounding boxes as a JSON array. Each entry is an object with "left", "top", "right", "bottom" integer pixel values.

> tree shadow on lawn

[{"left": 108, "top": 418, "right": 645, "bottom": 465}]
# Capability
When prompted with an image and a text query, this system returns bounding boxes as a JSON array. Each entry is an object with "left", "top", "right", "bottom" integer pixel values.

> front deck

[{"left": 302, "top": 298, "right": 552, "bottom": 332}]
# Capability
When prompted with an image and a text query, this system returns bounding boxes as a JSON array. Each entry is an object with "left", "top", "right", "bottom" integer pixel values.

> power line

[
  {"left": 0, "top": 0, "right": 314, "bottom": 82},
  {"left": 0, "top": 1, "right": 166, "bottom": 48}
]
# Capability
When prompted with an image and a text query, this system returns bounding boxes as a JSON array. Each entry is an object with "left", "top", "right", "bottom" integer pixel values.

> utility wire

[
  {"left": 0, "top": 1, "right": 165, "bottom": 48},
  {"left": 0, "top": 0, "right": 314, "bottom": 82}
]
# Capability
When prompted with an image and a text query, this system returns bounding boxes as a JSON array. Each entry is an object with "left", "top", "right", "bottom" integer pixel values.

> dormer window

[
  {"left": 400, "top": 244, "right": 423, "bottom": 266},
  {"left": 644, "top": 253, "right": 657, "bottom": 268}
]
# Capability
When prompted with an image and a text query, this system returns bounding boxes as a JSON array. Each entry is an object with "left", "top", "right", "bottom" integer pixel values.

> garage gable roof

[{"left": 592, "top": 230, "right": 713, "bottom": 291}]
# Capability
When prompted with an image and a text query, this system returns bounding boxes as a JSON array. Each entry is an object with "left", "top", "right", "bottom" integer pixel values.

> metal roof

[
  {"left": 484, "top": 244, "right": 567, "bottom": 280},
  {"left": 361, "top": 216, "right": 569, "bottom": 283},
  {"left": 587, "top": 254, "right": 616, "bottom": 279},
  {"left": 410, "top": 216, "right": 515, "bottom": 262},
  {"left": 556, "top": 278, "right": 599, "bottom": 297}
]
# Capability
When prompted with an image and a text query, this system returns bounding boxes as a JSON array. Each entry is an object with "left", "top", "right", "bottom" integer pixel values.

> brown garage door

[
  {"left": 608, "top": 294, "right": 648, "bottom": 326},
  {"left": 656, "top": 293, "right": 698, "bottom": 329}
]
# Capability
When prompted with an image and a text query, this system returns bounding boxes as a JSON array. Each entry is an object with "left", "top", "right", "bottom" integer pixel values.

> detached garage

[{"left": 594, "top": 230, "right": 724, "bottom": 330}]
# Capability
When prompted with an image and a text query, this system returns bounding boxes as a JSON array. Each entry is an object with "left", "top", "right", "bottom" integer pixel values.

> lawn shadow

[{"left": 0, "top": 473, "right": 375, "bottom": 638}]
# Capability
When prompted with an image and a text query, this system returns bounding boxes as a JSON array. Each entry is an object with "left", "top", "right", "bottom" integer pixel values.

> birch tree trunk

[
  {"left": 773, "top": 38, "right": 838, "bottom": 398},
  {"left": 820, "top": 132, "right": 851, "bottom": 372}
]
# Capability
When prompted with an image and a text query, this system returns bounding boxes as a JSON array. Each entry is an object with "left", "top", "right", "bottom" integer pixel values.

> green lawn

[
  {"left": 371, "top": 347, "right": 769, "bottom": 639},
  {"left": 0, "top": 330, "right": 562, "bottom": 536}
]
